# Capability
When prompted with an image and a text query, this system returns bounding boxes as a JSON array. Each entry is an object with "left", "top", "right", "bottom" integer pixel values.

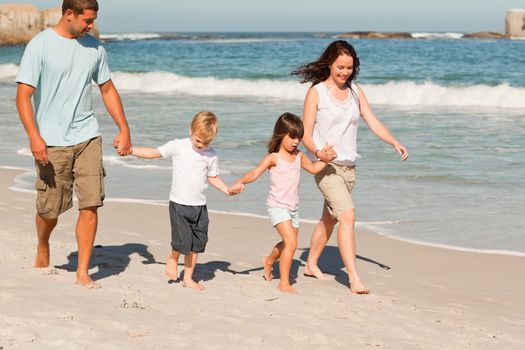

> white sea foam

[
  {"left": 364, "top": 81, "right": 525, "bottom": 108},
  {"left": 112, "top": 71, "right": 308, "bottom": 100},
  {"left": 411, "top": 32, "right": 464, "bottom": 39},
  {"left": 0, "top": 63, "right": 18, "bottom": 79},
  {"left": 100, "top": 33, "right": 161, "bottom": 41},
  {"left": 4, "top": 63, "right": 524, "bottom": 109},
  {"left": 112, "top": 71, "right": 525, "bottom": 109}
]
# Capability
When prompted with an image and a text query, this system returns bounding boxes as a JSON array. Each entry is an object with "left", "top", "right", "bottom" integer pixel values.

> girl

[
  {"left": 231, "top": 113, "right": 329, "bottom": 294},
  {"left": 292, "top": 40, "right": 408, "bottom": 294}
]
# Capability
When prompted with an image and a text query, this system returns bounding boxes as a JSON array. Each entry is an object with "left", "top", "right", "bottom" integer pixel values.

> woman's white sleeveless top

[{"left": 310, "top": 82, "right": 361, "bottom": 166}]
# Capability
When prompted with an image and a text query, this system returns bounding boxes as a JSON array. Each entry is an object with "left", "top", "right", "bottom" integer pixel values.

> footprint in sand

[
  {"left": 120, "top": 290, "right": 147, "bottom": 309},
  {"left": 127, "top": 329, "right": 150, "bottom": 338},
  {"left": 33, "top": 267, "right": 59, "bottom": 275}
]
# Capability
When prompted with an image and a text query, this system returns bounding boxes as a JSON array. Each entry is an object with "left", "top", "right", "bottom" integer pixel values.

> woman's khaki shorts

[
  {"left": 314, "top": 163, "right": 356, "bottom": 220},
  {"left": 35, "top": 137, "right": 105, "bottom": 219}
]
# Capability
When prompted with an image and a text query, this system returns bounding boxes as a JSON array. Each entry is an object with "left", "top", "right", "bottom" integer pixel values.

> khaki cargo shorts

[
  {"left": 314, "top": 163, "right": 356, "bottom": 220},
  {"left": 35, "top": 136, "right": 105, "bottom": 219}
]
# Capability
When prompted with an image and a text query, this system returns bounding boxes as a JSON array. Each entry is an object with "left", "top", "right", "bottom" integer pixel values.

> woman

[{"left": 292, "top": 40, "right": 408, "bottom": 294}]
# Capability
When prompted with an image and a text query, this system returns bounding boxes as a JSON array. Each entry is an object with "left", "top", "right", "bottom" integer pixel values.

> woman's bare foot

[
  {"left": 304, "top": 263, "right": 329, "bottom": 280},
  {"left": 165, "top": 253, "right": 179, "bottom": 280},
  {"left": 278, "top": 283, "right": 298, "bottom": 294},
  {"left": 33, "top": 245, "right": 50, "bottom": 268},
  {"left": 182, "top": 279, "right": 204, "bottom": 291},
  {"left": 261, "top": 256, "right": 273, "bottom": 281},
  {"left": 75, "top": 275, "right": 101, "bottom": 289},
  {"left": 349, "top": 276, "right": 370, "bottom": 294}
]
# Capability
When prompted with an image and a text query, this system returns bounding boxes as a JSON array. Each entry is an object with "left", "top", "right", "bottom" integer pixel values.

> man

[{"left": 15, "top": 0, "right": 132, "bottom": 288}]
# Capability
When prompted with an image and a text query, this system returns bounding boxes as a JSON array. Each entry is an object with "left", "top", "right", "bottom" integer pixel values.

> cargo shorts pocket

[{"left": 35, "top": 178, "right": 73, "bottom": 218}]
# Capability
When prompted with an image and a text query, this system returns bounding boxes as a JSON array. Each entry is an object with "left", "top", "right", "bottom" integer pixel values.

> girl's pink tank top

[{"left": 267, "top": 153, "right": 301, "bottom": 211}]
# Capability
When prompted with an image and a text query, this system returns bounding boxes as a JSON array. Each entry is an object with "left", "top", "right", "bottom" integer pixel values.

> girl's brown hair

[{"left": 268, "top": 113, "right": 304, "bottom": 153}]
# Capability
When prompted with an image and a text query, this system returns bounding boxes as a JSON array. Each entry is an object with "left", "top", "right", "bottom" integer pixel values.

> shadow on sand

[
  {"left": 55, "top": 243, "right": 159, "bottom": 281},
  {"left": 298, "top": 245, "right": 391, "bottom": 287}
]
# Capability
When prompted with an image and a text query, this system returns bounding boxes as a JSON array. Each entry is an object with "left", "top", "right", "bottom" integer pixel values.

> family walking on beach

[{"left": 15, "top": 0, "right": 407, "bottom": 294}]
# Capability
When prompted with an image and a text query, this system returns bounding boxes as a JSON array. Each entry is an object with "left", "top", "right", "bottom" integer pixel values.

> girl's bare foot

[
  {"left": 304, "top": 263, "right": 329, "bottom": 280},
  {"left": 182, "top": 279, "right": 204, "bottom": 291},
  {"left": 165, "top": 253, "right": 179, "bottom": 280},
  {"left": 261, "top": 256, "right": 273, "bottom": 281},
  {"left": 349, "top": 277, "right": 370, "bottom": 294},
  {"left": 278, "top": 284, "right": 298, "bottom": 294}
]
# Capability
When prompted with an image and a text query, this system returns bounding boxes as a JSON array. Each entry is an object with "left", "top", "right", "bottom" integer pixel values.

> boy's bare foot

[
  {"left": 349, "top": 277, "right": 370, "bottom": 294},
  {"left": 33, "top": 246, "right": 50, "bottom": 268},
  {"left": 278, "top": 284, "right": 298, "bottom": 294},
  {"left": 75, "top": 276, "right": 101, "bottom": 289},
  {"left": 261, "top": 256, "right": 273, "bottom": 281},
  {"left": 182, "top": 279, "right": 204, "bottom": 291},
  {"left": 304, "top": 263, "right": 328, "bottom": 280},
  {"left": 165, "top": 253, "right": 179, "bottom": 280}
]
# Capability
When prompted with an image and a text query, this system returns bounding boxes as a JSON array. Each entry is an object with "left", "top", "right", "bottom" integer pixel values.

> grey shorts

[
  {"left": 35, "top": 136, "right": 105, "bottom": 219},
  {"left": 169, "top": 201, "right": 209, "bottom": 255}
]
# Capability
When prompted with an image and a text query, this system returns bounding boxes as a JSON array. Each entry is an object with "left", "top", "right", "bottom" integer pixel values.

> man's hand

[
  {"left": 114, "top": 131, "right": 132, "bottom": 156},
  {"left": 30, "top": 134, "right": 49, "bottom": 165}
]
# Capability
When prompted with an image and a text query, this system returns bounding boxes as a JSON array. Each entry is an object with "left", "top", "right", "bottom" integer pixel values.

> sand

[{"left": 0, "top": 166, "right": 524, "bottom": 349}]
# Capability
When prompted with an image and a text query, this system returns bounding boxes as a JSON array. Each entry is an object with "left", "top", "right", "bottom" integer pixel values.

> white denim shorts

[{"left": 267, "top": 206, "right": 299, "bottom": 228}]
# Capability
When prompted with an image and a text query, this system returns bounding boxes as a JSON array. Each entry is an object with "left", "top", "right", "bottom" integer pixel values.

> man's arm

[
  {"left": 98, "top": 79, "right": 132, "bottom": 156},
  {"left": 16, "top": 83, "right": 48, "bottom": 165}
]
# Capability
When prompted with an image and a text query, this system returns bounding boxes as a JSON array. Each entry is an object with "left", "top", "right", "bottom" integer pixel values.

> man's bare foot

[
  {"left": 33, "top": 246, "right": 50, "bottom": 268},
  {"left": 261, "top": 256, "right": 273, "bottom": 282},
  {"left": 75, "top": 276, "right": 101, "bottom": 289},
  {"left": 278, "top": 284, "right": 298, "bottom": 294},
  {"left": 165, "top": 253, "right": 179, "bottom": 280},
  {"left": 349, "top": 277, "right": 370, "bottom": 294},
  {"left": 304, "top": 263, "right": 328, "bottom": 280},
  {"left": 182, "top": 279, "right": 204, "bottom": 291}
]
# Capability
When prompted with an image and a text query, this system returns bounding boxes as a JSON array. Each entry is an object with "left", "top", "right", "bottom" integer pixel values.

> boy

[{"left": 129, "top": 111, "right": 236, "bottom": 291}]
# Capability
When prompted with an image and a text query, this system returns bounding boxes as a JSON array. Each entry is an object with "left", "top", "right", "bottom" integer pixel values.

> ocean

[{"left": 0, "top": 32, "right": 524, "bottom": 255}]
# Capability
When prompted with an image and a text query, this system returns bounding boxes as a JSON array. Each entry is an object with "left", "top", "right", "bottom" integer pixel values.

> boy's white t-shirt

[{"left": 157, "top": 137, "right": 219, "bottom": 206}]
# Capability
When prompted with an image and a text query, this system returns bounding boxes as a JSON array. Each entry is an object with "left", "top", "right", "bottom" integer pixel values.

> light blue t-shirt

[{"left": 16, "top": 28, "right": 111, "bottom": 146}]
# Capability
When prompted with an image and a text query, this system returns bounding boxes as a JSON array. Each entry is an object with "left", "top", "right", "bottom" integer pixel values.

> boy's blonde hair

[{"left": 191, "top": 111, "right": 218, "bottom": 142}]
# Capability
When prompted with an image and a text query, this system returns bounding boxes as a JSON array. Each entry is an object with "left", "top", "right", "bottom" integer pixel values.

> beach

[{"left": 1, "top": 166, "right": 524, "bottom": 349}]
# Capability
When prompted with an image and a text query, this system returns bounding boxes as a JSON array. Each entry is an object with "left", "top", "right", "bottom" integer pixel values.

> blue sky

[{"left": 2, "top": 0, "right": 524, "bottom": 32}]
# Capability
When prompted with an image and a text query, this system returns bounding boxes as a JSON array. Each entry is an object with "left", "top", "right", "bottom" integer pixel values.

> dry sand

[{"left": 0, "top": 167, "right": 524, "bottom": 349}]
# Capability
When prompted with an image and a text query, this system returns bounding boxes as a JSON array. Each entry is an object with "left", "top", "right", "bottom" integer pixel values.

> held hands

[
  {"left": 228, "top": 181, "right": 244, "bottom": 195},
  {"left": 393, "top": 143, "right": 408, "bottom": 161},
  {"left": 316, "top": 144, "right": 337, "bottom": 163},
  {"left": 114, "top": 131, "right": 132, "bottom": 156}
]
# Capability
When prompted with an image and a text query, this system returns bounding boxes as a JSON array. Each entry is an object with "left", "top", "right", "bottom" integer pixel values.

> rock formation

[
  {"left": 505, "top": 9, "right": 525, "bottom": 38},
  {"left": 462, "top": 32, "right": 507, "bottom": 39},
  {"left": 335, "top": 31, "right": 412, "bottom": 39},
  {"left": 0, "top": 4, "right": 99, "bottom": 46}
]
